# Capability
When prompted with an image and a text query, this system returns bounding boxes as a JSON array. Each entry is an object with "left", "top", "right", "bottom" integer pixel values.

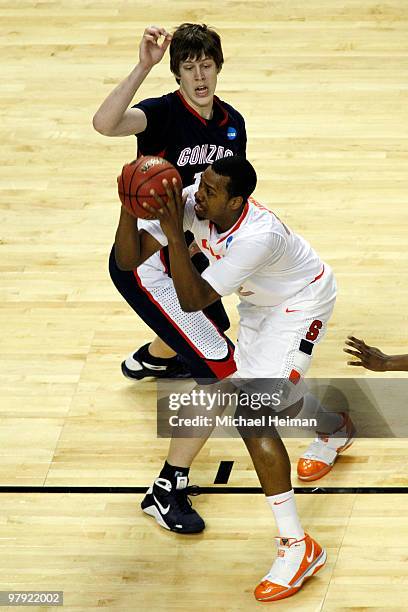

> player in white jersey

[
  {"left": 139, "top": 168, "right": 335, "bottom": 382},
  {"left": 115, "top": 156, "right": 354, "bottom": 602}
]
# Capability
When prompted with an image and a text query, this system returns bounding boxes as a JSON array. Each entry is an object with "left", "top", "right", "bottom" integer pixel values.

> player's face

[
  {"left": 178, "top": 54, "right": 218, "bottom": 117},
  {"left": 194, "top": 167, "right": 231, "bottom": 221}
]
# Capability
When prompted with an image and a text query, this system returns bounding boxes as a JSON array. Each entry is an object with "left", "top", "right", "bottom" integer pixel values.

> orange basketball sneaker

[
  {"left": 254, "top": 533, "right": 326, "bottom": 602},
  {"left": 297, "top": 412, "right": 356, "bottom": 481}
]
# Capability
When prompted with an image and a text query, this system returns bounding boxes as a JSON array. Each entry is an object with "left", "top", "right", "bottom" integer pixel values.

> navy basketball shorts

[{"left": 109, "top": 246, "right": 236, "bottom": 382}]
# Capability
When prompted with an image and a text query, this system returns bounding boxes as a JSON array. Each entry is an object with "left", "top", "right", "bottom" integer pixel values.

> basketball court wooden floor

[
  {"left": 1, "top": 300, "right": 407, "bottom": 610},
  {"left": 1, "top": 0, "right": 408, "bottom": 609}
]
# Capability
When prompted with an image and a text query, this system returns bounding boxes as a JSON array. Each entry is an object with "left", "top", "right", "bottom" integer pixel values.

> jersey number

[{"left": 193, "top": 172, "right": 203, "bottom": 187}]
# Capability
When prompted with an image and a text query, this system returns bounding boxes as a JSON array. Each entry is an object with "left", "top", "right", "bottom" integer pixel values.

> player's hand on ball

[
  {"left": 344, "top": 335, "right": 390, "bottom": 371},
  {"left": 143, "top": 178, "right": 186, "bottom": 239},
  {"left": 139, "top": 26, "right": 172, "bottom": 70},
  {"left": 118, "top": 156, "right": 182, "bottom": 219}
]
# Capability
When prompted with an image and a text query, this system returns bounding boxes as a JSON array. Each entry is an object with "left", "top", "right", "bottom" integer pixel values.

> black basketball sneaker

[
  {"left": 141, "top": 476, "right": 205, "bottom": 534},
  {"left": 121, "top": 343, "right": 192, "bottom": 380}
]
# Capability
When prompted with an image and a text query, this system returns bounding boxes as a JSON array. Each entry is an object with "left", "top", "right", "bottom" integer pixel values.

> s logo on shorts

[{"left": 306, "top": 320, "right": 323, "bottom": 341}]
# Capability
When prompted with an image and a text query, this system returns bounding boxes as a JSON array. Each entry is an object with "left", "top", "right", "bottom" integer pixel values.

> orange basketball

[{"left": 117, "top": 156, "right": 183, "bottom": 219}]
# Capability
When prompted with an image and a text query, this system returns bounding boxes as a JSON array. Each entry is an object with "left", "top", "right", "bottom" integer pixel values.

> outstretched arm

[
  {"left": 344, "top": 336, "right": 408, "bottom": 372},
  {"left": 92, "top": 26, "right": 172, "bottom": 137}
]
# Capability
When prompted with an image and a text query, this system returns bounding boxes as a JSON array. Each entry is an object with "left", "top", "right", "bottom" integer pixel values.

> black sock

[
  {"left": 139, "top": 343, "right": 177, "bottom": 365},
  {"left": 159, "top": 460, "right": 190, "bottom": 481}
]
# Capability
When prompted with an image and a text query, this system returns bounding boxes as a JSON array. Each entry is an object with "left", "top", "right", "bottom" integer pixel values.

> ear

[{"left": 230, "top": 195, "right": 244, "bottom": 211}]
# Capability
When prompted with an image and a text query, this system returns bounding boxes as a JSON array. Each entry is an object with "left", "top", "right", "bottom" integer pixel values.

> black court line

[
  {"left": 214, "top": 461, "right": 234, "bottom": 484},
  {"left": 0, "top": 487, "right": 406, "bottom": 494}
]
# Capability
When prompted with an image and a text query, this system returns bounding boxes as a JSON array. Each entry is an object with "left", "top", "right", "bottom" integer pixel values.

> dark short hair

[
  {"left": 170, "top": 23, "right": 224, "bottom": 83},
  {"left": 212, "top": 156, "right": 257, "bottom": 204}
]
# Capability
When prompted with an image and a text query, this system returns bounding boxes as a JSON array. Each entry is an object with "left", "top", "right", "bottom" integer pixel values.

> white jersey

[{"left": 139, "top": 185, "right": 324, "bottom": 307}]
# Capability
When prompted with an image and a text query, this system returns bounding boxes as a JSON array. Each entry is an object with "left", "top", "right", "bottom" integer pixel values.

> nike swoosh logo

[
  {"left": 286, "top": 308, "right": 300, "bottom": 313},
  {"left": 153, "top": 495, "right": 170, "bottom": 515},
  {"left": 273, "top": 497, "right": 291, "bottom": 505},
  {"left": 306, "top": 542, "right": 314, "bottom": 563},
  {"left": 141, "top": 361, "right": 168, "bottom": 371}
]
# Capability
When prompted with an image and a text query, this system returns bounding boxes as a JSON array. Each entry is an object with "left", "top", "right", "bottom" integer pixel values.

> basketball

[{"left": 117, "top": 156, "right": 183, "bottom": 219}]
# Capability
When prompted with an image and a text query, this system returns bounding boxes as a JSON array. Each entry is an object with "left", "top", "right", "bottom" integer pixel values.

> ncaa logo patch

[
  {"left": 226, "top": 235, "right": 234, "bottom": 249},
  {"left": 227, "top": 126, "right": 237, "bottom": 140}
]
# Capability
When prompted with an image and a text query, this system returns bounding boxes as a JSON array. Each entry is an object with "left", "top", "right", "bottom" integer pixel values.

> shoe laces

[
  {"left": 174, "top": 485, "right": 200, "bottom": 515},
  {"left": 263, "top": 538, "right": 304, "bottom": 586}
]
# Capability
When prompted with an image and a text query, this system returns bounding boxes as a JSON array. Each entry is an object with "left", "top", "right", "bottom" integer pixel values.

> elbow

[
  {"left": 116, "top": 260, "right": 136, "bottom": 272},
  {"left": 113, "top": 249, "right": 139, "bottom": 272},
  {"left": 182, "top": 304, "right": 197, "bottom": 313},
  {"left": 115, "top": 257, "right": 139, "bottom": 272},
  {"left": 180, "top": 298, "right": 203, "bottom": 313},
  {"left": 179, "top": 289, "right": 215, "bottom": 313},
  {"left": 92, "top": 113, "right": 113, "bottom": 136}
]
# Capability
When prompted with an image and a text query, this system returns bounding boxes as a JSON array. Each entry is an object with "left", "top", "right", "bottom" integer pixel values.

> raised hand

[{"left": 139, "top": 26, "right": 172, "bottom": 70}]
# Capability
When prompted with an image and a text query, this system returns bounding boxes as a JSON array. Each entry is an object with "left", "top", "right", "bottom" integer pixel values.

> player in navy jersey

[
  {"left": 92, "top": 24, "right": 243, "bottom": 540},
  {"left": 93, "top": 23, "right": 246, "bottom": 380},
  {"left": 134, "top": 93, "right": 246, "bottom": 185}
]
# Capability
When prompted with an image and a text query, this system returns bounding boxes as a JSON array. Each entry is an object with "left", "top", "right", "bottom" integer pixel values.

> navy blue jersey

[{"left": 133, "top": 90, "right": 246, "bottom": 186}]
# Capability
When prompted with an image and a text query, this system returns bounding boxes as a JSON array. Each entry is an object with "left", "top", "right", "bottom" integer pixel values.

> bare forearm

[
  {"left": 93, "top": 63, "right": 150, "bottom": 135},
  {"left": 385, "top": 354, "right": 408, "bottom": 371},
  {"left": 167, "top": 237, "right": 217, "bottom": 312},
  {"left": 114, "top": 207, "right": 140, "bottom": 270}
]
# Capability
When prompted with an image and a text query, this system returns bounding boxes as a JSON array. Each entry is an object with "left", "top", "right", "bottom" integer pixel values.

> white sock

[
  {"left": 266, "top": 489, "right": 304, "bottom": 540},
  {"left": 298, "top": 393, "right": 344, "bottom": 434}
]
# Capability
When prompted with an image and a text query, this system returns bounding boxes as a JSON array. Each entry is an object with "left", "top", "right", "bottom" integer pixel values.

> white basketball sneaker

[{"left": 254, "top": 533, "right": 327, "bottom": 601}]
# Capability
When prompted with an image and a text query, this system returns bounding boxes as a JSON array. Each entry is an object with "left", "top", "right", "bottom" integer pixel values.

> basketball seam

[
  {"left": 119, "top": 157, "right": 181, "bottom": 218},
  {"left": 135, "top": 166, "right": 181, "bottom": 202}
]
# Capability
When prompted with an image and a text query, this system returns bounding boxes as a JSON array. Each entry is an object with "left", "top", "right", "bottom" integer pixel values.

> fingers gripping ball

[{"left": 118, "top": 156, "right": 183, "bottom": 219}]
